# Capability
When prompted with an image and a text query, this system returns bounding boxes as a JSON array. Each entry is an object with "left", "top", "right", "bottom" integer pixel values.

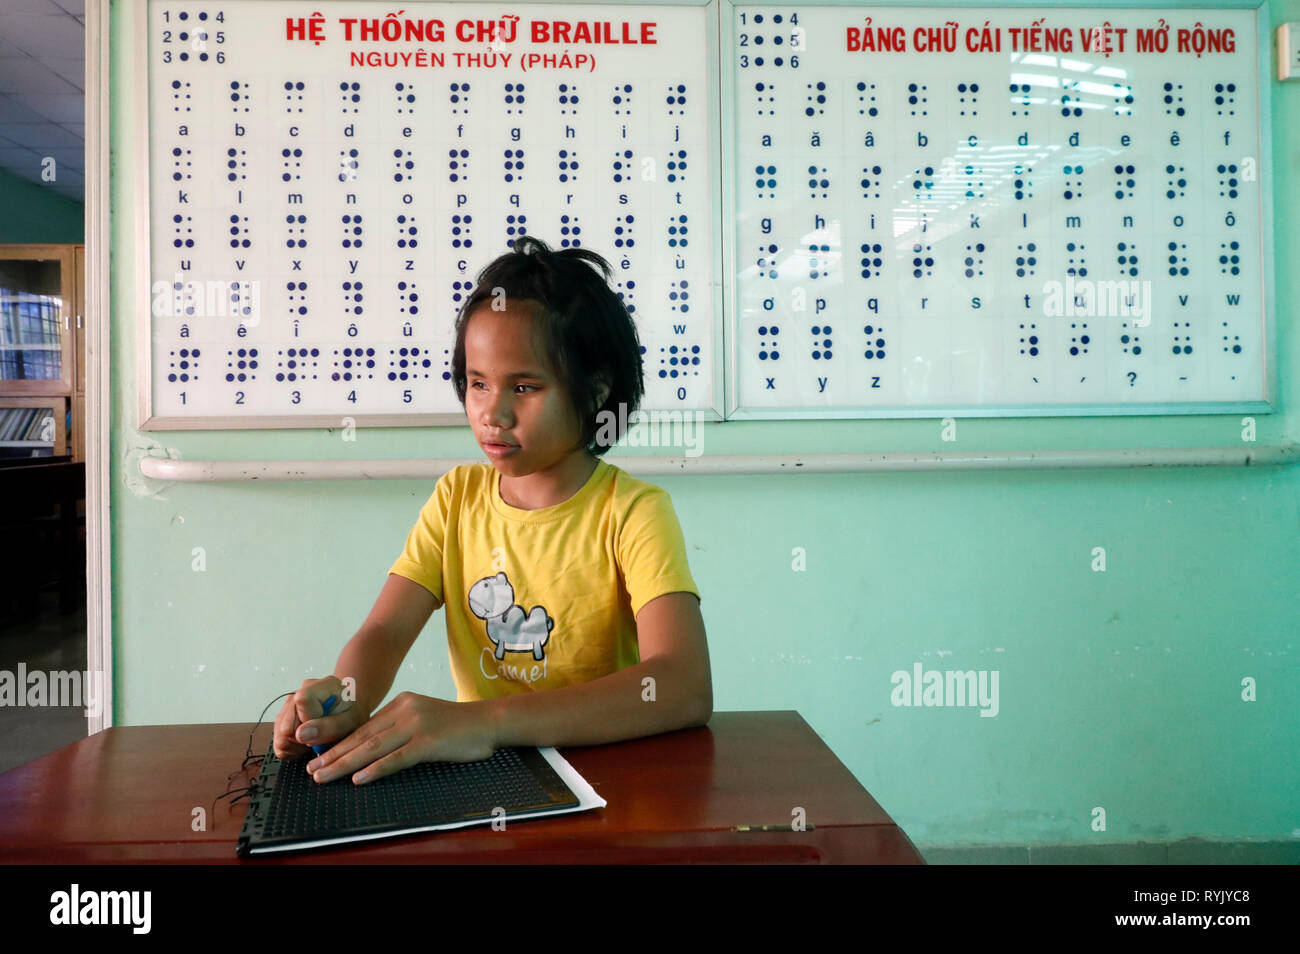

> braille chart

[
  {"left": 725, "top": 3, "right": 1274, "bottom": 418},
  {"left": 137, "top": 0, "right": 720, "bottom": 428},
  {"left": 137, "top": 1, "right": 1275, "bottom": 429}
]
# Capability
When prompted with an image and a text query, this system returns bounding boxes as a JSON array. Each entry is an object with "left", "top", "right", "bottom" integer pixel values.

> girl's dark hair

[{"left": 450, "top": 236, "right": 644, "bottom": 457}]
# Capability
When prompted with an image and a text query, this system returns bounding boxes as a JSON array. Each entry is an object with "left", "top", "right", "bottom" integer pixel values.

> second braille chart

[{"left": 726, "top": 4, "right": 1272, "bottom": 418}]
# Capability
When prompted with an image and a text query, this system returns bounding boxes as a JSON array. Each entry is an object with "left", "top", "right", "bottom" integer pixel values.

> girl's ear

[{"left": 594, "top": 377, "right": 611, "bottom": 408}]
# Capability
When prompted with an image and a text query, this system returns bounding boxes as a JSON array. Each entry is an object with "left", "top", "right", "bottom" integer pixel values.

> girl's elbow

[{"left": 689, "top": 680, "right": 713, "bottom": 727}]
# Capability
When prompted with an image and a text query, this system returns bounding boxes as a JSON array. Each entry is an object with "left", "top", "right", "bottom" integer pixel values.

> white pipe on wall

[{"left": 138, "top": 444, "right": 1300, "bottom": 481}]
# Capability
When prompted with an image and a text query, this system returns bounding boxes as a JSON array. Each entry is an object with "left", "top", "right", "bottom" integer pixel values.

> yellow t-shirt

[{"left": 388, "top": 458, "right": 701, "bottom": 701}]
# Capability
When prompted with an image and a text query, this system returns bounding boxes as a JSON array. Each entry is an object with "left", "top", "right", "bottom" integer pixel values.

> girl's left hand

[{"left": 305, "top": 691, "right": 498, "bottom": 784}]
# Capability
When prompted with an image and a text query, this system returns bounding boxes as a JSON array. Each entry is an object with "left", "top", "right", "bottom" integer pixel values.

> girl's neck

[{"left": 498, "top": 451, "right": 599, "bottom": 511}]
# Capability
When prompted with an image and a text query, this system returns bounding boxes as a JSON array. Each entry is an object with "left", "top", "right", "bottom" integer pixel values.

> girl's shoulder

[
  {"left": 600, "top": 461, "right": 679, "bottom": 515},
  {"left": 440, "top": 461, "right": 495, "bottom": 489},
  {"left": 423, "top": 462, "right": 495, "bottom": 510}
]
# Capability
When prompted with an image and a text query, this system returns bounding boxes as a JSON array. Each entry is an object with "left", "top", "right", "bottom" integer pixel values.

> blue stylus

[{"left": 310, "top": 694, "right": 337, "bottom": 757}]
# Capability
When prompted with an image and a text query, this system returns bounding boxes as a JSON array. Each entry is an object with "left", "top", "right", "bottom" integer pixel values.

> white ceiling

[{"left": 0, "top": 0, "right": 86, "bottom": 204}]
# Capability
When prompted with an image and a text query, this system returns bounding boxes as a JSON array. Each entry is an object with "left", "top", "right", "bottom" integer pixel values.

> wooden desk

[{"left": 0, "top": 711, "right": 924, "bottom": 864}]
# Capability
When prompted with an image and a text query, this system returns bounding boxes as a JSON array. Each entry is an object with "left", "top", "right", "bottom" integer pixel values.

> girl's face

[{"left": 463, "top": 301, "right": 587, "bottom": 479}]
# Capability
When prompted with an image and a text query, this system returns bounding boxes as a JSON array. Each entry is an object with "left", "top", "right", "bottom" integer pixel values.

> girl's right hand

[{"left": 272, "top": 676, "right": 367, "bottom": 760}]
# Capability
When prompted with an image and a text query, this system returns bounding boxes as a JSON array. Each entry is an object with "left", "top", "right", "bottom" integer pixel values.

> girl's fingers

[
  {"left": 273, "top": 699, "right": 305, "bottom": 757},
  {"left": 307, "top": 716, "right": 395, "bottom": 775}
]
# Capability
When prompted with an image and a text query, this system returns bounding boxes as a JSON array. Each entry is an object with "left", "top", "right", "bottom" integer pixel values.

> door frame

[{"left": 86, "top": 0, "right": 112, "bottom": 732}]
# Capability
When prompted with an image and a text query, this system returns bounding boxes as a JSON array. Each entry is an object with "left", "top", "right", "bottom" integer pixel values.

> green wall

[
  {"left": 107, "top": 0, "right": 1299, "bottom": 851},
  {"left": 0, "top": 167, "right": 84, "bottom": 244}
]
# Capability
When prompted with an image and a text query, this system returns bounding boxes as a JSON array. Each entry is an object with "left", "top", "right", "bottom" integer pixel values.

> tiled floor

[
  {"left": 0, "top": 587, "right": 90, "bottom": 776},
  {"left": 920, "top": 842, "right": 1300, "bottom": 864}
]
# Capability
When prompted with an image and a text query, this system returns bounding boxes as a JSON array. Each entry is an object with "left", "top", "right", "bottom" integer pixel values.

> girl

[{"left": 274, "top": 236, "right": 711, "bottom": 784}]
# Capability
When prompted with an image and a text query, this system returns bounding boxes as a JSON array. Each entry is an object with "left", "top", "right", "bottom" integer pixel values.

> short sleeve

[
  {"left": 616, "top": 487, "right": 701, "bottom": 617},
  {"left": 387, "top": 471, "right": 452, "bottom": 607}
]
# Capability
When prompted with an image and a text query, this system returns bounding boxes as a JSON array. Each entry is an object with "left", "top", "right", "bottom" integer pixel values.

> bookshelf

[{"left": 0, "top": 245, "right": 82, "bottom": 461}]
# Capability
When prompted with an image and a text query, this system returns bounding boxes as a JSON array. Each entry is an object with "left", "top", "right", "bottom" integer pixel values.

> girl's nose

[{"left": 481, "top": 391, "right": 514, "bottom": 427}]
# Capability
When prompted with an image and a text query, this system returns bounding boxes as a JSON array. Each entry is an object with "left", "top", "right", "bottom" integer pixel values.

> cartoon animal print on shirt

[{"left": 467, "top": 571, "right": 555, "bottom": 661}]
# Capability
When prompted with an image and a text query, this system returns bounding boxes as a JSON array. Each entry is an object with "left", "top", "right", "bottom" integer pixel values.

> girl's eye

[{"left": 469, "top": 381, "right": 535, "bottom": 392}]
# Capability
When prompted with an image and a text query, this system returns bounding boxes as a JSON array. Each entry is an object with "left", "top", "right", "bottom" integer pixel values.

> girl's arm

[
  {"left": 484, "top": 590, "right": 712, "bottom": 747},
  {"left": 303, "top": 589, "right": 710, "bottom": 782},
  {"left": 335, "top": 573, "right": 439, "bottom": 714},
  {"left": 276, "top": 573, "right": 438, "bottom": 758}
]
